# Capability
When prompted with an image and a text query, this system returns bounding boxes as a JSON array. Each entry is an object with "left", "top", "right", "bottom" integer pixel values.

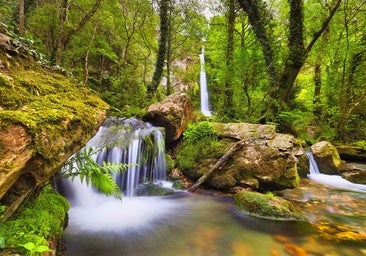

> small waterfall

[
  {"left": 306, "top": 151, "right": 366, "bottom": 193},
  {"left": 306, "top": 151, "right": 320, "bottom": 174},
  {"left": 62, "top": 117, "right": 167, "bottom": 198},
  {"left": 199, "top": 46, "right": 212, "bottom": 116}
]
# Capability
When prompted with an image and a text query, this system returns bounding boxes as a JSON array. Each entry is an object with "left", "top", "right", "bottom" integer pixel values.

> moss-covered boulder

[
  {"left": 0, "top": 32, "right": 109, "bottom": 218},
  {"left": 177, "top": 122, "right": 304, "bottom": 192},
  {"left": 234, "top": 190, "right": 308, "bottom": 221},
  {"left": 311, "top": 141, "right": 342, "bottom": 175}
]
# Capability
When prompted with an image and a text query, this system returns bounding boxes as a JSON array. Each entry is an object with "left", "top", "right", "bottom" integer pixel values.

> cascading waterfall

[
  {"left": 83, "top": 117, "right": 166, "bottom": 197},
  {"left": 60, "top": 117, "right": 181, "bottom": 235},
  {"left": 306, "top": 151, "right": 366, "bottom": 192},
  {"left": 199, "top": 46, "right": 212, "bottom": 116}
]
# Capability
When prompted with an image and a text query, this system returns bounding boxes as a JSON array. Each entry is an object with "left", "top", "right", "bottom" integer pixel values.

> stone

[
  {"left": 311, "top": 141, "right": 342, "bottom": 175},
  {"left": 0, "top": 41, "right": 108, "bottom": 218},
  {"left": 234, "top": 190, "right": 308, "bottom": 221},
  {"left": 178, "top": 121, "right": 303, "bottom": 192},
  {"left": 336, "top": 145, "right": 366, "bottom": 162},
  {"left": 143, "top": 92, "right": 192, "bottom": 148}
]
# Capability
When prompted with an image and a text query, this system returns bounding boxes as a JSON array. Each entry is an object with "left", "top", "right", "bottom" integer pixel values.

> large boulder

[
  {"left": 143, "top": 92, "right": 192, "bottom": 147},
  {"left": 178, "top": 122, "right": 304, "bottom": 192},
  {"left": 311, "top": 141, "right": 342, "bottom": 175},
  {"left": 0, "top": 37, "right": 109, "bottom": 219}
]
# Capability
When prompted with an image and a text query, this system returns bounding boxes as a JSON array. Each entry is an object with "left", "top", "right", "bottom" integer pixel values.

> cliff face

[{"left": 0, "top": 32, "right": 109, "bottom": 219}]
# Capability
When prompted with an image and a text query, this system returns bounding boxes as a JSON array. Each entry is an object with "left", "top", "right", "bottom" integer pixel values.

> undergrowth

[{"left": 0, "top": 185, "right": 69, "bottom": 255}]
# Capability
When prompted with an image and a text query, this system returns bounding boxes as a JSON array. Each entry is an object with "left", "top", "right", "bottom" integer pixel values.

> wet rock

[
  {"left": 311, "top": 141, "right": 342, "bottom": 175},
  {"left": 143, "top": 92, "right": 192, "bottom": 148},
  {"left": 336, "top": 145, "right": 366, "bottom": 162},
  {"left": 340, "top": 167, "right": 366, "bottom": 184},
  {"left": 234, "top": 190, "right": 308, "bottom": 221}
]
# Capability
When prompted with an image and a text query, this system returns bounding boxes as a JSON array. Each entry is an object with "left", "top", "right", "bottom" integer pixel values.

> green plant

[
  {"left": 183, "top": 121, "right": 217, "bottom": 143},
  {"left": 20, "top": 240, "right": 52, "bottom": 256},
  {"left": 0, "top": 186, "right": 69, "bottom": 254},
  {"left": 62, "top": 147, "right": 129, "bottom": 199}
]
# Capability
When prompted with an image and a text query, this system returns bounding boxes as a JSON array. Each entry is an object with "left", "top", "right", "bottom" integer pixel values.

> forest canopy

[{"left": 0, "top": 0, "right": 365, "bottom": 143}]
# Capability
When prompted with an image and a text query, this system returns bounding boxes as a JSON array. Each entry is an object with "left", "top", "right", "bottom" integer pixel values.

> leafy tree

[{"left": 236, "top": 0, "right": 342, "bottom": 121}]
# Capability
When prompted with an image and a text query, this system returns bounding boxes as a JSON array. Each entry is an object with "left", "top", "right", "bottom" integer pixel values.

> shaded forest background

[{"left": 0, "top": 0, "right": 365, "bottom": 143}]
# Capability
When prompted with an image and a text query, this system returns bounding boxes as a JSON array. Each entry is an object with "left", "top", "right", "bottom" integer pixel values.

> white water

[
  {"left": 199, "top": 46, "right": 212, "bottom": 116},
  {"left": 306, "top": 152, "right": 366, "bottom": 193},
  {"left": 60, "top": 117, "right": 181, "bottom": 233}
]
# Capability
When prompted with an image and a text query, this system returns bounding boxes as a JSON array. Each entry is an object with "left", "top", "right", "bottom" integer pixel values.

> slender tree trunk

[
  {"left": 313, "top": 30, "right": 329, "bottom": 120},
  {"left": 223, "top": 0, "right": 236, "bottom": 118},
  {"left": 147, "top": 0, "right": 169, "bottom": 97},
  {"left": 84, "top": 24, "right": 97, "bottom": 85},
  {"left": 55, "top": 0, "right": 102, "bottom": 65},
  {"left": 166, "top": 22, "right": 173, "bottom": 95},
  {"left": 19, "top": 0, "right": 25, "bottom": 36}
]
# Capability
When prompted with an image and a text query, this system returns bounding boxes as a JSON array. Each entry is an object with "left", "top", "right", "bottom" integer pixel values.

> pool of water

[{"left": 61, "top": 181, "right": 366, "bottom": 256}]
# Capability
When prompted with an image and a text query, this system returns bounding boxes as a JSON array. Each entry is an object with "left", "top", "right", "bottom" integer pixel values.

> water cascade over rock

[
  {"left": 306, "top": 152, "right": 366, "bottom": 193},
  {"left": 62, "top": 117, "right": 168, "bottom": 198}
]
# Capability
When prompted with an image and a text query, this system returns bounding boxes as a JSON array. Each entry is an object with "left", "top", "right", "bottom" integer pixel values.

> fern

[{"left": 62, "top": 147, "right": 128, "bottom": 199}]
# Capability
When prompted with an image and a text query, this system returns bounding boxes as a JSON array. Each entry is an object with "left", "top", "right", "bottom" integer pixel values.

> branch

[
  {"left": 187, "top": 140, "right": 249, "bottom": 192},
  {"left": 305, "top": 0, "right": 342, "bottom": 54}
]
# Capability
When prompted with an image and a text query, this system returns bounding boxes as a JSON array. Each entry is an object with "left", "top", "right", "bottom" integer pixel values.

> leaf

[
  {"left": 34, "top": 245, "right": 53, "bottom": 253},
  {"left": 20, "top": 242, "right": 35, "bottom": 251}
]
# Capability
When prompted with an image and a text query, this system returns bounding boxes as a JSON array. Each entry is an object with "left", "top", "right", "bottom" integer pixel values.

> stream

[
  {"left": 61, "top": 179, "right": 366, "bottom": 256},
  {"left": 60, "top": 118, "right": 366, "bottom": 255}
]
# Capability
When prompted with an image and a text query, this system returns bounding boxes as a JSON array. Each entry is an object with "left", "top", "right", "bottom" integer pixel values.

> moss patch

[
  {"left": 0, "top": 185, "right": 70, "bottom": 255},
  {"left": 234, "top": 190, "right": 308, "bottom": 221},
  {"left": 0, "top": 50, "right": 109, "bottom": 161}
]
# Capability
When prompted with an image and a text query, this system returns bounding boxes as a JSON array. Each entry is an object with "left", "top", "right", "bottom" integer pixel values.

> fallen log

[{"left": 187, "top": 139, "right": 249, "bottom": 192}]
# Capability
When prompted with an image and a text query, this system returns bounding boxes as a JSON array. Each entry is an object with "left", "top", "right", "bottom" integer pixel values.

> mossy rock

[{"left": 234, "top": 190, "right": 308, "bottom": 221}]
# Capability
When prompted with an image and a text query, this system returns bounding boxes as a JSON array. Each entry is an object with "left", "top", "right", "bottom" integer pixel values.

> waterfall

[
  {"left": 306, "top": 151, "right": 366, "bottom": 193},
  {"left": 62, "top": 117, "right": 167, "bottom": 198},
  {"left": 199, "top": 46, "right": 212, "bottom": 116},
  {"left": 306, "top": 152, "right": 320, "bottom": 174}
]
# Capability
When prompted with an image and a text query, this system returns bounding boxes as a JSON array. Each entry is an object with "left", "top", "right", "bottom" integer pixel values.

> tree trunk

[
  {"left": 188, "top": 140, "right": 249, "bottom": 192},
  {"left": 19, "top": 0, "right": 25, "bottom": 36},
  {"left": 237, "top": 0, "right": 342, "bottom": 120},
  {"left": 147, "top": 0, "right": 169, "bottom": 97},
  {"left": 84, "top": 24, "right": 97, "bottom": 85},
  {"left": 223, "top": 0, "right": 236, "bottom": 118}
]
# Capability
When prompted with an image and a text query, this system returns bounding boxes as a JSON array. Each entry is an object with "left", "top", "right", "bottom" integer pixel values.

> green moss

[
  {"left": 176, "top": 138, "right": 227, "bottom": 179},
  {"left": 0, "top": 60, "right": 109, "bottom": 160},
  {"left": 0, "top": 185, "right": 70, "bottom": 254},
  {"left": 234, "top": 190, "right": 307, "bottom": 221}
]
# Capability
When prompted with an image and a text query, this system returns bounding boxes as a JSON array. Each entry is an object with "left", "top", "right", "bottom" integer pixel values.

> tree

[
  {"left": 236, "top": 0, "right": 342, "bottom": 121},
  {"left": 147, "top": 0, "right": 169, "bottom": 98}
]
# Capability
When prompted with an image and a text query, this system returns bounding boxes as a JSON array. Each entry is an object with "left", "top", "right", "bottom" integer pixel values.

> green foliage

[
  {"left": 177, "top": 122, "right": 226, "bottom": 178},
  {"left": 183, "top": 121, "right": 217, "bottom": 143},
  {"left": 0, "top": 186, "right": 69, "bottom": 255},
  {"left": 62, "top": 147, "right": 128, "bottom": 199},
  {"left": 351, "top": 141, "right": 366, "bottom": 149},
  {"left": 20, "top": 241, "right": 52, "bottom": 256}
]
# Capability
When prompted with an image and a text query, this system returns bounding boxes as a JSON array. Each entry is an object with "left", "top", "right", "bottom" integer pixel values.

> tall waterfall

[
  {"left": 306, "top": 152, "right": 366, "bottom": 193},
  {"left": 199, "top": 46, "right": 212, "bottom": 116},
  {"left": 62, "top": 117, "right": 167, "bottom": 198}
]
